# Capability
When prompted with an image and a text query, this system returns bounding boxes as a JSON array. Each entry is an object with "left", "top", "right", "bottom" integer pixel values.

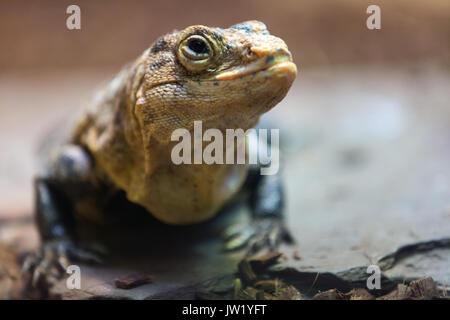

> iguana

[{"left": 24, "top": 21, "right": 297, "bottom": 285}]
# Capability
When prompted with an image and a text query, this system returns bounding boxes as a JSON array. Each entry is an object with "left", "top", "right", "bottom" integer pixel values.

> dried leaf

[
  {"left": 238, "top": 259, "right": 257, "bottom": 283},
  {"left": 345, "top": 288, "right": 375, "bottom": 300},
  {"left": 248, "top": 252, "right": 283, "bottom": 272},
  {"left": 312, "top": 289, "right": 346, "bottom": 300},
  {"left": 408, "top": 276, "right": 439, "bottom": 299}
]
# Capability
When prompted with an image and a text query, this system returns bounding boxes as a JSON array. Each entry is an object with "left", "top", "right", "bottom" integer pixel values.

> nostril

[{"left": 244, "top": 46, "right": 258, "bottom": 60}]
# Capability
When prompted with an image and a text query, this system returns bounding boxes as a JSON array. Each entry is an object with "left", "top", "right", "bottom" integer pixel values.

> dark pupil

[{"left": 188, "top": 39, "right": 209, "bottom": 54}]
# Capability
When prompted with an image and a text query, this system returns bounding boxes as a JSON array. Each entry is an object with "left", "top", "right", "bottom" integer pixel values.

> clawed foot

[
  {"left": 22, "top": 240, "right": 106, "bottom": 287},
  {"left": 223, "top": 219, "right": 294, "bottom": 256}
]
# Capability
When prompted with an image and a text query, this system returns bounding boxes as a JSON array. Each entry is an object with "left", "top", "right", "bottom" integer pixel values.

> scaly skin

[{"left": 24, "top": 21, "right": 297, "bottom": 285}]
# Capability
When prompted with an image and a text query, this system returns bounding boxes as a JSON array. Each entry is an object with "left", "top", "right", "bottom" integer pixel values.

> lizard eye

[
  {"left": 186, "top": 36, "right": 210, "bottom": 56},
  {"left": 178, "top": 34, "right": 216, "bottom": 72}
]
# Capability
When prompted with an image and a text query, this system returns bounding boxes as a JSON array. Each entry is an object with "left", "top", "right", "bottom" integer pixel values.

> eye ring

[{"left": 177, "top": 33, "right": 217, "bottom": 72}]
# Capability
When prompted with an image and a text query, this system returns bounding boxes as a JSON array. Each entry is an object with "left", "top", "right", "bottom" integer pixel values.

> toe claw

[
  {"left": 32, "top": 266, "right": 45, "bottom": 287},
  {"left": 224, "top": 227, "right": 256, "bottom": 251},
  {"left": 22, "top": 240, "right": 106, "bottom": 287},
  {"left": 68, "top": 247, "right": 103, "bottom": 264},
  {"left": 223, "top": 224, "right": 246, "bottom": 240},
  {"left": 246, "top": 234, "right": 267, "bottom": 256},
  {"left": 223, "top": 220, "right": 292, "bottom": 255},
  {"left": 268, "top": 226, "right": 281, "bottom": 250},
  {"left": 56, "top": 250, "right": 70, "bottom": 271},
  {"left": 22, "top": 254, "right": 37, "bottom": 274}
]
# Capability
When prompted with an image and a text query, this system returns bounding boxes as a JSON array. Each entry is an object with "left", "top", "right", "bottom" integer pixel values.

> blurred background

[
  {"left": 0, "top": 0, "right": 449, "bottom": 298},
  {"left": 1, "top": 0, "right": 449, "bottom": 69}
]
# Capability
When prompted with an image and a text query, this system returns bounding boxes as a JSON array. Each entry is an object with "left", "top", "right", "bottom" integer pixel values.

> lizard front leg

[
  {"left": 223, "top": 165, "right": 293, "bottom": 255},
  {"left": 23, "top": 145, "right": 104, "bottom": 286}
]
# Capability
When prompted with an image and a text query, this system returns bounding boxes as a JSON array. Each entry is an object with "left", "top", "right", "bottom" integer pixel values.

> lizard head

[{"left": 134, "top": 21, "right": 297, "bottom": 142}]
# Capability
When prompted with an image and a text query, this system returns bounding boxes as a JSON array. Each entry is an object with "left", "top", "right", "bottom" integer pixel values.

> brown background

[{"left": 1, "top": 0, "right": 449, "bottom": 70}]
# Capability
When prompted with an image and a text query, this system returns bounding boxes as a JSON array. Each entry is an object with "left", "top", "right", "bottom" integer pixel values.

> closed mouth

[{"left": 212, "top": 57, "right": 297, "bottom": 81}]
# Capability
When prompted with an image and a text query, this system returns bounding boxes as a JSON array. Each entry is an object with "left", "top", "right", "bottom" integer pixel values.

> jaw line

[{"left": 211, "top": 58, "right": 296, "bottom": 81}]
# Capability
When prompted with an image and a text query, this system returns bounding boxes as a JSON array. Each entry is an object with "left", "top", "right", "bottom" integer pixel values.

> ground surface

[{"left": 0, "top": 64, "right": 449, "bottom": 299}]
